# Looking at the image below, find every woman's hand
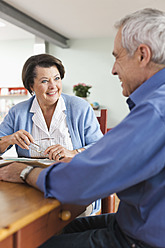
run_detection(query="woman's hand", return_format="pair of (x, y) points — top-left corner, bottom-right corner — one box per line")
(10, 129), (35, 149)
(0, 130), (35, 153)
(44, 144), (78, 161)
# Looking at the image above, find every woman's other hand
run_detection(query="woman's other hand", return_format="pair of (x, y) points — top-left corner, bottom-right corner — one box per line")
(44, 144), (78, 161)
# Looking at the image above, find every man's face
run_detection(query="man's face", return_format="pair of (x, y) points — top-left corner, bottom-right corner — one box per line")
(112, 28), (143, 97)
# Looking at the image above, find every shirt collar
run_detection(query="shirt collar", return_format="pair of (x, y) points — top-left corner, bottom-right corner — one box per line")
(30, 95), (66, 113)
(127, 68), (165, 110)
(54, 95), (66, 114)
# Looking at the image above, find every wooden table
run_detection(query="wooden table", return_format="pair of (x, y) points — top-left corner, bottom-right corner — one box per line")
(0, 181), (85, 248)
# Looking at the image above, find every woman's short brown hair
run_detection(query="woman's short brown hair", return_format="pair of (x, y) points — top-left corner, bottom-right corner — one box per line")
(22, 54), (65, 95)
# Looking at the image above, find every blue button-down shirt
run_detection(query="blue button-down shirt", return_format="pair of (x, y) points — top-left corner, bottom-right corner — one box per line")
(37, 68), (165, 247)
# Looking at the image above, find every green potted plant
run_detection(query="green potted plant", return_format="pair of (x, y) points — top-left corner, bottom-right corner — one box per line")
(73, 83), (92, 98)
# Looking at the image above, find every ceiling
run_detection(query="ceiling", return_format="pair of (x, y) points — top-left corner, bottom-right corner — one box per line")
(1, 0), (165, 41)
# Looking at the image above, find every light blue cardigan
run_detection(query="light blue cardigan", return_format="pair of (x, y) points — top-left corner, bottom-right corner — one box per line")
(0, 93), (103, 157)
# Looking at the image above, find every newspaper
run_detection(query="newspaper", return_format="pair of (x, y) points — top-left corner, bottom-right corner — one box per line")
(0, 157), (56, 168)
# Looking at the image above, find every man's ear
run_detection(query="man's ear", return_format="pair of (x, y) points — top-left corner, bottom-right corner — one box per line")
(137, 44), (151, 66)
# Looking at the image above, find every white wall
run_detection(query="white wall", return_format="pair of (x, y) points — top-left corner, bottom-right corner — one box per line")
(48, 37), (129, 128)
(0, 38), (35, 87)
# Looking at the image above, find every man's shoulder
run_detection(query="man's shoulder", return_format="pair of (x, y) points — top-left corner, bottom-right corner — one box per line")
(149, 84), (165, 102)
(144, 84), (165, 118)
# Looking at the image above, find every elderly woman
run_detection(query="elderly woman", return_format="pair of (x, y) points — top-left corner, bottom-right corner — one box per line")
(0, 54), (103, 216)
(0, 54), (103, 161)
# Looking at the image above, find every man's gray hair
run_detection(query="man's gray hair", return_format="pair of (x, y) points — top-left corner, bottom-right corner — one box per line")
(115, 8), (165, 64)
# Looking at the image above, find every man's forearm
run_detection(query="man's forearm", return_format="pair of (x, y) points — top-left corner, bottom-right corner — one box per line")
(25, 167), (43, 189)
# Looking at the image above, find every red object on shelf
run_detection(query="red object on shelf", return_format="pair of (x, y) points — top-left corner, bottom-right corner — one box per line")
(0, 87), (28, 96)
(8, 87), (28, 95)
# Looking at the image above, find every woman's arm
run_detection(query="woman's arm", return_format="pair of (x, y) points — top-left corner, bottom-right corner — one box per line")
(0, 99), (34, 155)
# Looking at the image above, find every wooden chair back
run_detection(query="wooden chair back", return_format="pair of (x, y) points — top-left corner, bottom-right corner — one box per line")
(97, 109), (115, 214)
(97, 109), (107, 135)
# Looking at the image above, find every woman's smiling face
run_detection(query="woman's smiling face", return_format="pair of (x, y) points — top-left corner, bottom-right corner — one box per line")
(31, 66), (62, 108)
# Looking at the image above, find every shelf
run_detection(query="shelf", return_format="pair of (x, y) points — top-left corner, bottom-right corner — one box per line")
(0, 94), (28, 97)
(0, 87), (28, 96)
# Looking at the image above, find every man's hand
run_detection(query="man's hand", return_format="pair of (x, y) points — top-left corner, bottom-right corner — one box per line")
(0, 162), (43, 189)
(0, 162), (27, 183)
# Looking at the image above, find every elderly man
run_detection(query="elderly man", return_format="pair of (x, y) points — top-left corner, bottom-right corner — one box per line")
(1, 8), (165, 248)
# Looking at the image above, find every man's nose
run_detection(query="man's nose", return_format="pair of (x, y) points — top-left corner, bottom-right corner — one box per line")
(111, 63), (117, 75)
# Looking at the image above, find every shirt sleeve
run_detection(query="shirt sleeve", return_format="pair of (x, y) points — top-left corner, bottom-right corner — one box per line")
(36, 102), (165, 205)
(0, 108), (15, 155)
(0, 108), (15, 136)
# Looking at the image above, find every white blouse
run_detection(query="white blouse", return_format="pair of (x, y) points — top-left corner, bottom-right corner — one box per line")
(30, 96), (73, 157)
